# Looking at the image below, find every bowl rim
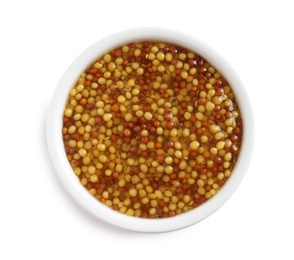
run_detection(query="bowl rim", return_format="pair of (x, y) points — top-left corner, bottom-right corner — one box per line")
(46, 27), (254, 233)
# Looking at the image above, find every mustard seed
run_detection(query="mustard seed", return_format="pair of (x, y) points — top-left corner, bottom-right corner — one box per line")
(63, 41), (243, 219)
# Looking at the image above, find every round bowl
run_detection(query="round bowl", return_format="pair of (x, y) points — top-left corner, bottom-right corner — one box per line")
(47, 27), (254, 233)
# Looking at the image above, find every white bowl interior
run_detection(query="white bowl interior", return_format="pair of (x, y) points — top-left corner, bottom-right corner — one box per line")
(47, 28), (254, 233)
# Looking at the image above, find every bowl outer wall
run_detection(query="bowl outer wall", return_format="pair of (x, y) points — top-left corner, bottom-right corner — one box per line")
(46, 27), (254, 233)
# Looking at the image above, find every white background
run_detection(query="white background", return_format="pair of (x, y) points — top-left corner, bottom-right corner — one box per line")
(1, 0), (293, 259)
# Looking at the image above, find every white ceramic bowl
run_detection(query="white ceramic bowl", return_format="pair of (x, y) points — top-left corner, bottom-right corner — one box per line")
(47, 28), (254, 233)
